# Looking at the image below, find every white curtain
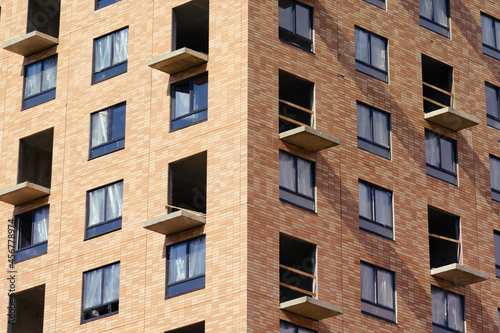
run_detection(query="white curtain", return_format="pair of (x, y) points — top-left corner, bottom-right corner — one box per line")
(482, 15), (495, 47)
(278, 0), (292, 31)
(355, 28), (369, 64)
(103, 263), (120, 303)
(432, 287), (446, 326)
(113, 29), (128, 65)
(373, 110), (389, 147)
(447, 293), (464, 331)
(371, 35), (386, 71)
(426, 131), (439, 167)
(295, 3), (311, 39)
(193, 76), (208, 111)
(83, 269), (102, 309)
(95, 34), (112, 72)
(42, 56), (57, 91)
(490, 156), (500, 191)
(174, 84), (190, 118)
(106, 182), (123, 220)
(297, 158), (313, 198)
(279, 321), (295, 333)
(375, 188), (392, 227)
(279, 151), (296, 191)
(360, 263), (375, 302)
(439, 138), (454, 172)
(357, 104), (371, 141)
(358, 182), (372, 220)
(377, 269), (394, 309)
(88, 188), (106, 226)
(495, 20), (500, 48)
(485, 85), (498, 118)
(25, 62), (42, 97)
(33, 206), (49, 244)
(188, 238), (206, 277)
(91, 110), (108, 147)
(169, 242), (187, 283)
(434, 0), (448, 26)
(420, 0), (432, 20)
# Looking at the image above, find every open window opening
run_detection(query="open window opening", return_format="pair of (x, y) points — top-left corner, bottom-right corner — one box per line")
(428, 206), (460, 269)
(18, 128), (53, 189)
(8, 285), (45, 333)
(173, 0), (209, 54)
(169, 152), (207, 215)
(422, 55), (453, 114)
(166, 321), (205, 333)
(27, 0), (60, 38)
(279, 70), (314, 133)
(279, 234), (316, 303)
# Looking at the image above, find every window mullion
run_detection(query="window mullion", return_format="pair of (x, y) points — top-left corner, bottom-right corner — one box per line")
(373, 267), (378, 305)
(291, 3), (296, 34)
(369, 108), (374, 141)
(104, 187), (110, 222)
(294, 156), (299, 194)
(371, 187), (376, 221)
(108, 108), (114, 141)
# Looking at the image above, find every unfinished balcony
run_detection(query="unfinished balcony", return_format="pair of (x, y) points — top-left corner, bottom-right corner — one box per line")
(422, 55), (479, 131)
(278, 70), (340, 152)
(148, 0), (208, 74)
(3, 0), (60, 56)
(279, 234), (342, 320)
(428, 206), (488, 286)
(142, 152), (206, 236)
(8, 285), (45, 333)
(0, 129), (53, 206)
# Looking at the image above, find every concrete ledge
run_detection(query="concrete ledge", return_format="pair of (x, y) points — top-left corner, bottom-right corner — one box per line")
(147, 47), (208, 75)
(3, 31), (58, 56)
(424, 107), (480, 131)
(279, 126), (340, 152)
(142, 210), (206, 235)
(431, 263), (488, 286)
(280, 296), (343, 321)
(0, 181), (50, 205)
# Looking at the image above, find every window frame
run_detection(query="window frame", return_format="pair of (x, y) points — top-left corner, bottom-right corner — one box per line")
(491, 155), (500, 202)
(358, 181), (393, 239)
(355, 27), (388, 82)
(486, 83), (500, 130)
(360, 262), (396, 323)
(95, 0), (121, 10)
(89, 102), (126, 159)
(166, 235), (206, 299)
(494, 231), (500, 278)
(419, 0), (450, 38)
(279, 150), (316, 212)
(431, 286), (464, 333)
(14, 205), (49, 263)
(81, 262), (120, 323)
(425, 130), (457, 185)
(278, 0), (314, 52)
(170, 72), (208, 131)
(22, 54), (58, 110)
(363, 0), (385, 10)
(92, 27), (129, 84)
(481, 13), (500, 61)
(357, 102), (391, 159)
(85, 180), (123, 240)
(279, 320), (316, 333)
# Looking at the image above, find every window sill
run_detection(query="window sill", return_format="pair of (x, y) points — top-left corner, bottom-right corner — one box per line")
(93, 62), (127, 84)
(166, 276), (205, 299)
(15, 242), (47, 263)
(419, 17), (450, 38)
(280, 296), (343, 321)
(432, 323), (463, 333)
(148, 47), (208, 75)
(279, 29), (313, 53)
(483, 45), (500, 62)
(0, 181), (50, 205)
(85, 219), (122, 240)
(96, 0), (121, 10)
(355, 62), (387, 82)
(280, 189), (315, 212)
(487, 116), (500, 131)
(359, 217), (393, 239)
(362, 0), (385, 9)
(492, 190), (500, 202)
(3, 31), (58, 56)
(89, 139), (125, 159)
(358, 139), (390, 160)
(171, 109), (207, 131)
(426, 166), (457, 186)
(22, 89), (56, 110)
(361, 301), (395, 323)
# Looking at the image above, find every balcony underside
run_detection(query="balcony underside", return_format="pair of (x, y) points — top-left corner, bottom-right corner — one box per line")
(424, 107), (479, 131)
(280, 296), (343, 321)
(431, 263), (488, 286)
(147, 47), (208, 75)
(142, 210), (206, 236)
(279, 126), (340, 152)
(3, 31), (58, 56)
(0, 181), (50, 205)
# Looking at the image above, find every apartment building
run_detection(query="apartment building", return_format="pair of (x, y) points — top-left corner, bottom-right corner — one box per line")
(0, 0), (499, 332)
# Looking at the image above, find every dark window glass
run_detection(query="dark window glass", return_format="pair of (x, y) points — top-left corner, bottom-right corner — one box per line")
(280, 321), (315, 333)
(171, 73), (208, 131)
(360, 262), (396, 322)
(23, 55), (57, 109)
(90, 103), (126, 159)
(359, 181), (393, 239)
(431, 286), (464, 333)
(425, 130), (457, 185)
(481, 13), (500, 61)
(93, 28), (128, 83)
(15, 205), (49, 262)
(82, 262), (120, 322)
(357, 103), (391, 159)
(279, 151), (315, 211)
(167, 236), (206, 298)
(419, 0), (450, 37)
(486, 83), (500, 130)
(355, 27), (388, 82)
(494, 231), (500, 278)
(86, 181), (123, 239)
(491, 155), (500, 202)
(363, 0), (385, 10)
(278, 0), (313, 51)
(96, 0), (121, 10)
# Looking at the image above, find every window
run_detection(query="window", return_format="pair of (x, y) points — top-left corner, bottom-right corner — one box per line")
(278, 0), (313, 52)
(89, 103), (126, 159)
(15, 205), (49, 262)
(23, 55), (57, 109)
(82, 262), (120, 322)
(85, 181), (123, 239)
(431, 286), (464, 333)
(165, 321), (205, 333)
(428, 207), (460, 269)
(481, 13), (500, 61)
(357, 103), (390, 159)
(358, 181), (393, 239)
(355, 27), (388, 82)
(171, 73), (208, 131)
(425, 130), (457, 185)
(419, 0), (450, 37)
(93, 27), (128, 84)
(486, 83), (500, 130)
(278, 70), (314, 133)
(166, 236), (206, 298)
(491, 155), (500, 202)
(280, 321), (315, 333)
(279, 151), (315, 211)
(96, 0), (121, 10)
(360, 262), (396, 322)
(363, 0), (385, 10)
(494, 231), (500, 278)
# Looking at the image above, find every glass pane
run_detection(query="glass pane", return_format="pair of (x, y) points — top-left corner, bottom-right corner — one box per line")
(375, 188), (392, 227)
(357, 104), (371, 141)
(377, 269), (394, 309)
(25, 62), (42, 97)
(111, 105), (126, 140)
(360, 263), (375, 302)
(106, 182), (123, 220)
(41, 56), (57, 91)
(112, 29), (128, 65)
(355, 28), (370, 64)
(83, 269), (102, 309)
(278, 0), (292, 31)
(169, 242), (187, 283)
(193, 75), (208, 111)
(491, 156), (500, 191)
(95, 35), (112, 72)
(358, 182), (372, 220)
(88, 188), (106, 226)
(103, 263), (120, 303)
(295, 4), (311, 39)
(431, 287), (446, 326)
(371, 35), (386, 71)
(486, 85), (499, 118)
(91, 111), (109, 147)
(279, 151), (296, 191)
(495, 20), (500, 49)
(434, 0), (448, 27)
(373, 110), (389, 147)
(420, 0), (433, 20)
(425, 131), (440, 167)
(32, 206), (49, 244)
(447, 293), (464, 331)
(495, 233), (500, 267)
(482, 15), (495, 47)
(440, 138), (455, 173)
(174, 82), (190, 118)
(188, 238), (206, 278)
(297, 158), (313, 198)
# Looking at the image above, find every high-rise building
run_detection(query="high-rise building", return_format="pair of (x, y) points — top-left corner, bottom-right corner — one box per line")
(0, 0), (499, 332)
